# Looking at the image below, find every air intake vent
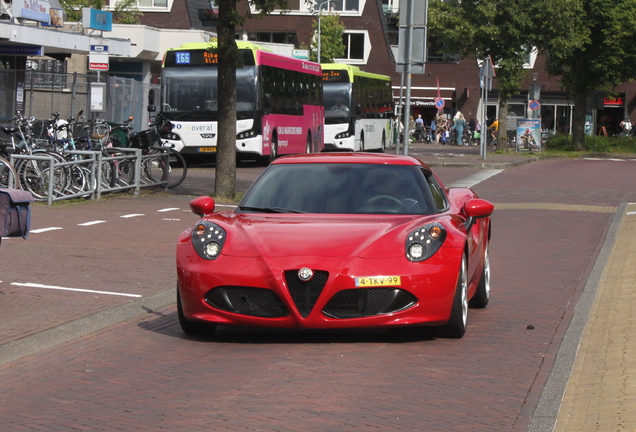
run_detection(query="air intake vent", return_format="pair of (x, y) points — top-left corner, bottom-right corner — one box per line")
(205, 287), (289, 318)
(323, 288), (417, 319)
(284, 270), (329, 318)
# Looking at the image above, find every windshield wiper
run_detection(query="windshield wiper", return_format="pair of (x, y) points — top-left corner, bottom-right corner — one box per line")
(238, 206), (307, 213)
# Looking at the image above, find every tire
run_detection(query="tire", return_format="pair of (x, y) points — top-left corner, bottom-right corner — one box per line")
(177, 289), (216, 336)
(379, 132), (386, 153)
(142, 153), (168, 186)
(260, 134), (278, 166)
(436, 253), (468, 338)
(0, 156), (18, 188)
(167, 149), (187, 188)
(469, 246), (490, 308)
(360, 132), (365, 152)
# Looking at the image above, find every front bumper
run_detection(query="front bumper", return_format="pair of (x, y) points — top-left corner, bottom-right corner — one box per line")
(177, 245), (462, 329)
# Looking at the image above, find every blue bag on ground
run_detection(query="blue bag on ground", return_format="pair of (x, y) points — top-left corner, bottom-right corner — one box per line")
(0, 188), (34, 244)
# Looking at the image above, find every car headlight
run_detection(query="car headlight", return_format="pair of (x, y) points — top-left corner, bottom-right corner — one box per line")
(405, 223), (446, 262)
(191, 221), (227, 260)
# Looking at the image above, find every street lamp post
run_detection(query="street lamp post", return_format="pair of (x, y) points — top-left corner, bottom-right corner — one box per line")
(317, 0), (333, 64)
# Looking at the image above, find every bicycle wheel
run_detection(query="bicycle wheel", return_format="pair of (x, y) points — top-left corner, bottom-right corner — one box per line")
(0, 156), (18, 188)
(142, 152), (168, 186)
(105, 149), (135, 188)
(167, 149), (187, 188)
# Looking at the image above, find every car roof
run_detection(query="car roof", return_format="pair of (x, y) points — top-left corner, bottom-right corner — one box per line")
(272, 152), (427, 166)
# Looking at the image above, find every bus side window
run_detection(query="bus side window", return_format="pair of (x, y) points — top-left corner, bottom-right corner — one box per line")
(264, 94), (271, 114)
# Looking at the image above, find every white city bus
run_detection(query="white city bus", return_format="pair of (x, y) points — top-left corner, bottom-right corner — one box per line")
(321, 64), (393, 152)
(159, 41), (324, 163)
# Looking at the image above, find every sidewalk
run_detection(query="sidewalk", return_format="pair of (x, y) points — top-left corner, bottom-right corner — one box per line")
(391, 141), (544, 168)
(529, 202), (636, 431)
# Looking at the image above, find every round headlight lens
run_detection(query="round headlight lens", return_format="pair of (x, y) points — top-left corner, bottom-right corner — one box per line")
(429, 226), (442, 239)
(409, 243), (424, 259)
(205, 242), (221, 257)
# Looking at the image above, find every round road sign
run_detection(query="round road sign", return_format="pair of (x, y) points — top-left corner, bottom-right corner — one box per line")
(528, 100), (540, 111)
(434, 97), (445, 110)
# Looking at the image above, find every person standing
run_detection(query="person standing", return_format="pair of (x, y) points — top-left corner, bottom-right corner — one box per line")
(415, 114), (424, 142)
(452, 112), (467, 146)
(430, 116), (437, 144)
(435, 115), (447, 144)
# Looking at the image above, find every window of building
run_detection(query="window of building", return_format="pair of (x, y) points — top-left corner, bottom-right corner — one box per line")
(105, 0), (169, 11)
(338, 31), (369, 63)
(242, 32), (298, 46)
(314, 0), (359, 12)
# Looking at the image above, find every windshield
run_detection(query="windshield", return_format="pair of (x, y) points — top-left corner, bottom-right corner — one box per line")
(323, 82), (352, 125)
(161, 66), (258, 121)
(239, 163), (434, 215)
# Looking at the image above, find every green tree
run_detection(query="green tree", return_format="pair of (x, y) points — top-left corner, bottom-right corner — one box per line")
(113, 0), (143, 24)
(536, 0), (636, 150)
(309, 13), (345, 63)
(58, 0), (141, 24)
(214, 0), (302, 200)
(428, 0), (535, 150)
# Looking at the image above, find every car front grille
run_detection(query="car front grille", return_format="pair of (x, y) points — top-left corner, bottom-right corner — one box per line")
(284, 270), (329, 318)
(322, 288), (417, 319)
(205, 287), (289, 318)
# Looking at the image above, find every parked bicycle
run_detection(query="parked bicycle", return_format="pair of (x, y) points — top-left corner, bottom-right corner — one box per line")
(127, 115), (187, 188)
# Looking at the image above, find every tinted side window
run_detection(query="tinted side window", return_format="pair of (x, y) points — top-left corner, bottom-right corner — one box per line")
(423, 169), (448, 212)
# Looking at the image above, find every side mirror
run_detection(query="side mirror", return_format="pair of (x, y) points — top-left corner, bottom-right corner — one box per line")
(464, 198), (494, 219)
(463, 198), (494, 231)
(190, 196), (215, 216)
(148, 89), (157, 112)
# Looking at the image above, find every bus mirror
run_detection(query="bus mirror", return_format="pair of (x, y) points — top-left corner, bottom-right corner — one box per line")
(148, 89), (157, 112)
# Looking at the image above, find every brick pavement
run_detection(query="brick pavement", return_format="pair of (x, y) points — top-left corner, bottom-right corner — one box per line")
(1, 149), (636, 431)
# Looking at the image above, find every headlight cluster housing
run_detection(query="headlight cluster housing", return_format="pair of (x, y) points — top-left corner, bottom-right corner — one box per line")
(191, 221), (227, 260)
(335, 131), (352, 139)
(162, 132), (181, 141)
(405, 222), (447, 262)
(237, 130), (256, 140)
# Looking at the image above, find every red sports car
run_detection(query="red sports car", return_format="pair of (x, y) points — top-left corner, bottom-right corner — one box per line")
(176, 153), (493, 338)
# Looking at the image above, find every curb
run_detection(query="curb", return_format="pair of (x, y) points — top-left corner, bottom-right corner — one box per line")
(0, 288), (177, 366)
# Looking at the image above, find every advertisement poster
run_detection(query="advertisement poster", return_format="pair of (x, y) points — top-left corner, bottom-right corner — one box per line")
(516, 119), (541, 152)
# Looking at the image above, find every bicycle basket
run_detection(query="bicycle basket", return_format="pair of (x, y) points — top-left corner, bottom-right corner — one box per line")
(129, 129), (159, 149)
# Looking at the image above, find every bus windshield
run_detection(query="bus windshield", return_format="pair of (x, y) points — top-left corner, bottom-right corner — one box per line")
(323, 82), (352, 125)
(162, 66), (258, 121)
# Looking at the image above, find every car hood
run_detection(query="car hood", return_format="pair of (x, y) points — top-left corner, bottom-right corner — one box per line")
(210, 213), (439, 259)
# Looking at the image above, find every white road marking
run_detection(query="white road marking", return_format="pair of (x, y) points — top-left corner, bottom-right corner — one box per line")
(78, 220), (107, 226)
(30, 227), (63, 234)
(120, 214), (145, 218)
(627, 211), (636, 215)
(162, 218), (181, 221)
(157, 208), (180, 212)
(448, 169), (504, 188)
(11, 282), (142, 298)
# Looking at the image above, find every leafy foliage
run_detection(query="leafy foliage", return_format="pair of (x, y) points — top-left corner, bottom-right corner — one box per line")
(309, 13), (345, 63)
(58, 0), (141, 24)
(428, 0), (535, 150)
(538, 0), (636, 150)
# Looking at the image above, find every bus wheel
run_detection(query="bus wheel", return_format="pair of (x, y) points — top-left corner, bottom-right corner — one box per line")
(260, 135), (278, 166)
(379, 132), (386, 153)
(360, 132), (365, 152)
(306, 133), (312, 154)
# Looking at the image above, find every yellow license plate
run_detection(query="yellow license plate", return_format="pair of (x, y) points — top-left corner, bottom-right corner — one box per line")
(355, 276), (401, 287)
(199, 147), (217, 152)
